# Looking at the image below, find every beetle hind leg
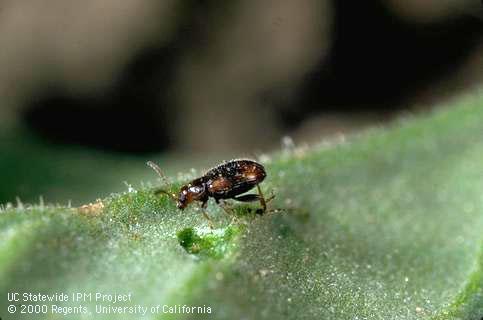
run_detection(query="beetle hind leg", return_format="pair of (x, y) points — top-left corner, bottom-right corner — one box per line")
(232, 194), (260, 202)
(233, 185), (275, 214)
(256, 184), (267, 213)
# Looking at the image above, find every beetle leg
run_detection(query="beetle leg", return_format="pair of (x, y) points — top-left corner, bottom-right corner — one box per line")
(201, 200), (208, 209)
(216, 197), (241, 223)
(200, 201), (214, 229)
(231, 188), (275, 215)
(232, 194), (260, 202)
(218, 199), (232, 213)
(232, 195), (261, 214)
(257, 185), (267, 213)
(256, 185), (276, 214)
(233, 188), (275, 214)
(202, 211), (215, 229)
(219, 199), (238, 216)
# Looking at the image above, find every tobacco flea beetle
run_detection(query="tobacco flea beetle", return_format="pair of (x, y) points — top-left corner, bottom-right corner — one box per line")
(147, 159), (274, 224)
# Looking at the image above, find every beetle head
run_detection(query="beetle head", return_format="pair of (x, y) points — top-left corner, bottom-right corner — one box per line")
(177, 184), (205, 210)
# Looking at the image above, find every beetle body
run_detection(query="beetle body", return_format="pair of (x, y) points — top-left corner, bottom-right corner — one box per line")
(177, 159), (266, 209)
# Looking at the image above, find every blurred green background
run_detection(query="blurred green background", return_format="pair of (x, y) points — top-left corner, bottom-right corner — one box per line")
(0, 0), (482, 205)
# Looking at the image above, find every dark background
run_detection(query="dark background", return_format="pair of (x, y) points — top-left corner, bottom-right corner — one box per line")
(0, 0), (482, 204)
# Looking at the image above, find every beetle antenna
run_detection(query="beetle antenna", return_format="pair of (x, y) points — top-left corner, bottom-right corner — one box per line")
(146, 161), (177, 201)
(147, 161), (170, 186)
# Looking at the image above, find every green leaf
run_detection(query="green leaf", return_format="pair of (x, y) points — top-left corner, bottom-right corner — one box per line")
(1, 92), (483, 319)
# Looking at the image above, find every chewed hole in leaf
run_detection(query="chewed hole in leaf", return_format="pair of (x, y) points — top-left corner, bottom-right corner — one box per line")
(176, 225), (242, 259)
